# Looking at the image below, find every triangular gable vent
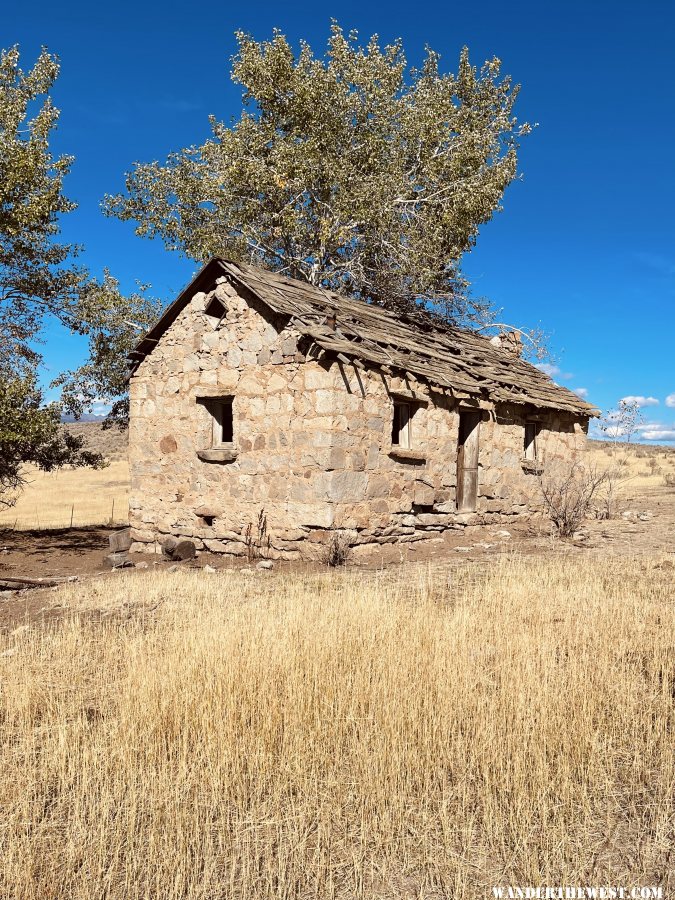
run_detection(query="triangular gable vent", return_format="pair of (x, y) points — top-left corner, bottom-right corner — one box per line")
(204, 295), (227, 328)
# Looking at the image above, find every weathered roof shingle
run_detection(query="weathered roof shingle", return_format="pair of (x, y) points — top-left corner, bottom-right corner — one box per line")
(131, 258), (597, 417)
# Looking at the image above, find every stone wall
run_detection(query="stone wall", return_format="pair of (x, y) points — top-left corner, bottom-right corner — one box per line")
(128, 278), (588, 559)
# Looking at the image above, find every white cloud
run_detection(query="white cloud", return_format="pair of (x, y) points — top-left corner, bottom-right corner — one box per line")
(602, 425), (630, 438)
(593, 415), (675, 443)
(92, 399), (112, 416)
(665, 393), (675, 409)
(641, 429), (675, 442)
(619, 395), (659, 408)
(572, 387), (588, 398)
(634, 251), (675, 277)
(535, 363), (573, 381)
(535, 363), (559, 378)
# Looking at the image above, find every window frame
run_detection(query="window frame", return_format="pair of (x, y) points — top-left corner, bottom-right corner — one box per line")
(524, 421), (539, 461)
(208, 397), (234, 448)
(391, 401), (412, 450)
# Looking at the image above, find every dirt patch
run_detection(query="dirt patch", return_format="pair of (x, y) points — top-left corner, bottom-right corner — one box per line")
(0, 526), (113, 575)
(1, 484), (673, 633)
(0, 527), (111, 629)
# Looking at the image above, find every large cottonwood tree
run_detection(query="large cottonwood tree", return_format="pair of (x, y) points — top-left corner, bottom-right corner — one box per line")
(106, 25), (531, 325)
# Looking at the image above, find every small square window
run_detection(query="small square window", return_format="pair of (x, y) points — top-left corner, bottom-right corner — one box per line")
(392, 402), (412, 449)
(524, 422), (539, 460)
(207, 398), (233, 447)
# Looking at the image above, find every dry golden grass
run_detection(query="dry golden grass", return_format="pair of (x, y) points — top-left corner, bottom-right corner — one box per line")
(1, 556), (673, 898)
(587, 440), (675, 492)
(0, 460), (129, 530)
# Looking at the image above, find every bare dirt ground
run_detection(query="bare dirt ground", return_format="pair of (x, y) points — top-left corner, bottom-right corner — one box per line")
(0, 527), (114, 631)
(1, 479), (673, 634)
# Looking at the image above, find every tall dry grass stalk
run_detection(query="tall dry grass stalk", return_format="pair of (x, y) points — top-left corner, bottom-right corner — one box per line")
(1, 556), (673, 898)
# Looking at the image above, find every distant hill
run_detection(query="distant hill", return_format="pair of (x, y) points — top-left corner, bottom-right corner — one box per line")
(64, 422), (128, 461)
(61, 413), (107, 423)
(589, 438), (675, 455)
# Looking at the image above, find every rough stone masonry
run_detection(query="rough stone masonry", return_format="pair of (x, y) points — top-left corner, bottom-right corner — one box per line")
(127, 259), (596, 560)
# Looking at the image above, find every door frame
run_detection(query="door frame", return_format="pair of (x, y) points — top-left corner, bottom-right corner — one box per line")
(456, 409), (481, 512)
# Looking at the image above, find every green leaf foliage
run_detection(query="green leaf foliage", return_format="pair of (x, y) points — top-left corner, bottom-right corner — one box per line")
(54, 271), (163, 429)
(0, 45), (86, 370)
(0, 374), (105, 508)
(0, 46), (153, 503)
(106, 25), (531, 323)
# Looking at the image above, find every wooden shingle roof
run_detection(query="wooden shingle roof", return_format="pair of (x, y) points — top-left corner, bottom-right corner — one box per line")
(131, 258), (597, 417)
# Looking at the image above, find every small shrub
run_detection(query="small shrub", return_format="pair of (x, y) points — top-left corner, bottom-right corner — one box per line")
(592, 469), (624, 521)
(664, 473), (675, 488)
(324, 530), (352, 567)
(539, 463), (609, 536)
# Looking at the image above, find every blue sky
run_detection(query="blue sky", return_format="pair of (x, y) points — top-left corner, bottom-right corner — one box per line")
(4, 0), (675, 438)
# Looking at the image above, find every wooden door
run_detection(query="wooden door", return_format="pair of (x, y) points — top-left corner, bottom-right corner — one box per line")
(456, 411), (480, 512)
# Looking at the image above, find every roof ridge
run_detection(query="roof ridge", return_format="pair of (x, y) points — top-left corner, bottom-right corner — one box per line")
(130, 257), (598, 417)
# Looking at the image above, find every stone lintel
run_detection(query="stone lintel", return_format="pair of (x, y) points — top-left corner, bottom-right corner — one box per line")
(387, 388), (429, 405)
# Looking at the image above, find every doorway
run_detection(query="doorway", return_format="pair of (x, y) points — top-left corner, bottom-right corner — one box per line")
(456, 410), (481, 512)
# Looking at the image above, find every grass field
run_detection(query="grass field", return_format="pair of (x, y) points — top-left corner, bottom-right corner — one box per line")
(0, 459), (130, 530)
(1, 556), (673, 898)
(587, 440), (675, 490)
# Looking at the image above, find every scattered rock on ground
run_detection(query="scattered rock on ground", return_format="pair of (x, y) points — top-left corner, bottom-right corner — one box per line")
(161, 535), (179, 557)
(621, 509), (653, 522)
(109, 527), (132, 553)
(493, 530), (511, 539)
(104, 551), (134, 569)
(256, 560), (274, 570)
(171, 540), (197, 561)
(203, 565), (216, 573)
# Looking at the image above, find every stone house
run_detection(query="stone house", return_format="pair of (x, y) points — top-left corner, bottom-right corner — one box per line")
(127, 258), (597, 559)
